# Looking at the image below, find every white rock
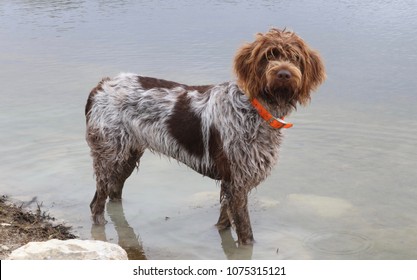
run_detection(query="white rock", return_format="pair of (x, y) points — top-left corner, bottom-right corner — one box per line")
(7, 239), (128, 260)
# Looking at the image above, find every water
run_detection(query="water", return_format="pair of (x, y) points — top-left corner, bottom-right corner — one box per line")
(1, 0), (417, 259)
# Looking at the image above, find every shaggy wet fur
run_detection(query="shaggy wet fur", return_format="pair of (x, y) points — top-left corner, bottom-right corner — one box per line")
(85, 28), (325, 245)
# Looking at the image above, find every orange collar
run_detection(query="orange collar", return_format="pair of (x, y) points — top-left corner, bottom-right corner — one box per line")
(250, 98), (293, 129)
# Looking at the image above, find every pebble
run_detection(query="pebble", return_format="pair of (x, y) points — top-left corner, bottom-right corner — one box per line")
(1, 245), (10, 251)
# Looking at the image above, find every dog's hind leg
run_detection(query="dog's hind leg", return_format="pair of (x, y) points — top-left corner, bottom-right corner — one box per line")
(108, 149), (144, 200)
(87, 120), (145, 224)
(89, 149), (114, 224)
(89, 149), (144, 224)
(90, 177), (109, 225)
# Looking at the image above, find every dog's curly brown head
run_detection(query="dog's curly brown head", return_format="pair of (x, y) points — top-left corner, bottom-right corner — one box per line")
(234, 28), (326, 107)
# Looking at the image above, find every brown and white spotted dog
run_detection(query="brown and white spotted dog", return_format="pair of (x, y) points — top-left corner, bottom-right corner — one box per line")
(85, 28), (325, 245)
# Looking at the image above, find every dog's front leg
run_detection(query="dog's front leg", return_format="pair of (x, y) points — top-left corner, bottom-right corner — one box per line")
(221, 182), (254, 245)
(216, 182), (232, 230)
(230, 194), (254, 245)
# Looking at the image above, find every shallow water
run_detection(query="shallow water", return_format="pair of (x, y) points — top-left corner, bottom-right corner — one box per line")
(1, 0), (417, 259)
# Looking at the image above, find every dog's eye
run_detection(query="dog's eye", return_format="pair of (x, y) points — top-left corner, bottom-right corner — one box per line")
(265, 53), (274, 61)
(266, 49), (281, 61)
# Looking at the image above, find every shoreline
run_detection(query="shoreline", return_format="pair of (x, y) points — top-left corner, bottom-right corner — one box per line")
(0, 195), (77, 259)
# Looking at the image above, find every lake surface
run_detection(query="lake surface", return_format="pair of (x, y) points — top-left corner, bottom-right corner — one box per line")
(1, 0), (417, 259)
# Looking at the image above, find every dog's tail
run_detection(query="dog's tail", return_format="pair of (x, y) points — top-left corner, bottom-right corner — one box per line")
(85, 77), (110, 122)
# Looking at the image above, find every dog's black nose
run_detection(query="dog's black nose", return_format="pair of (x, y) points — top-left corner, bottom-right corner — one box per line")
(277, 70), (292, 80)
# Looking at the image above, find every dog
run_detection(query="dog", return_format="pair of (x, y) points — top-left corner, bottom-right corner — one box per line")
(85, 28), (325, 245)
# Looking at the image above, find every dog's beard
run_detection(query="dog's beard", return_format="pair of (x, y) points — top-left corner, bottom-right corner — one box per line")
(261, 86), (298, 109)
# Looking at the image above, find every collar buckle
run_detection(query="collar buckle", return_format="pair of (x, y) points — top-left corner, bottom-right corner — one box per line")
(251, 98), (293, 129)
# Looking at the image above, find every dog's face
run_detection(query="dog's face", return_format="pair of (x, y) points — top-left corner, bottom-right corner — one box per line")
(234, 28), (325, 107)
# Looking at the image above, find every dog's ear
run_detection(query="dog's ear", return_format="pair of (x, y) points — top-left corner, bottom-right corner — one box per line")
(233, 42), (255, 99)
(307, 50), (326, 91)
(298, 49), (326, 105)
(233, 39), (267, 100)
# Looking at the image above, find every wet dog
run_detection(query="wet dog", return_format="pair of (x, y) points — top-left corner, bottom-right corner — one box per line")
(85, 28), (325, 244)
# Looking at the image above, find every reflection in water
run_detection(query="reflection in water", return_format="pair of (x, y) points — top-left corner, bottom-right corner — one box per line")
(218, 229), (253, 260)
(91, 201), (146, 260)
(91, 200), (254, 259)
